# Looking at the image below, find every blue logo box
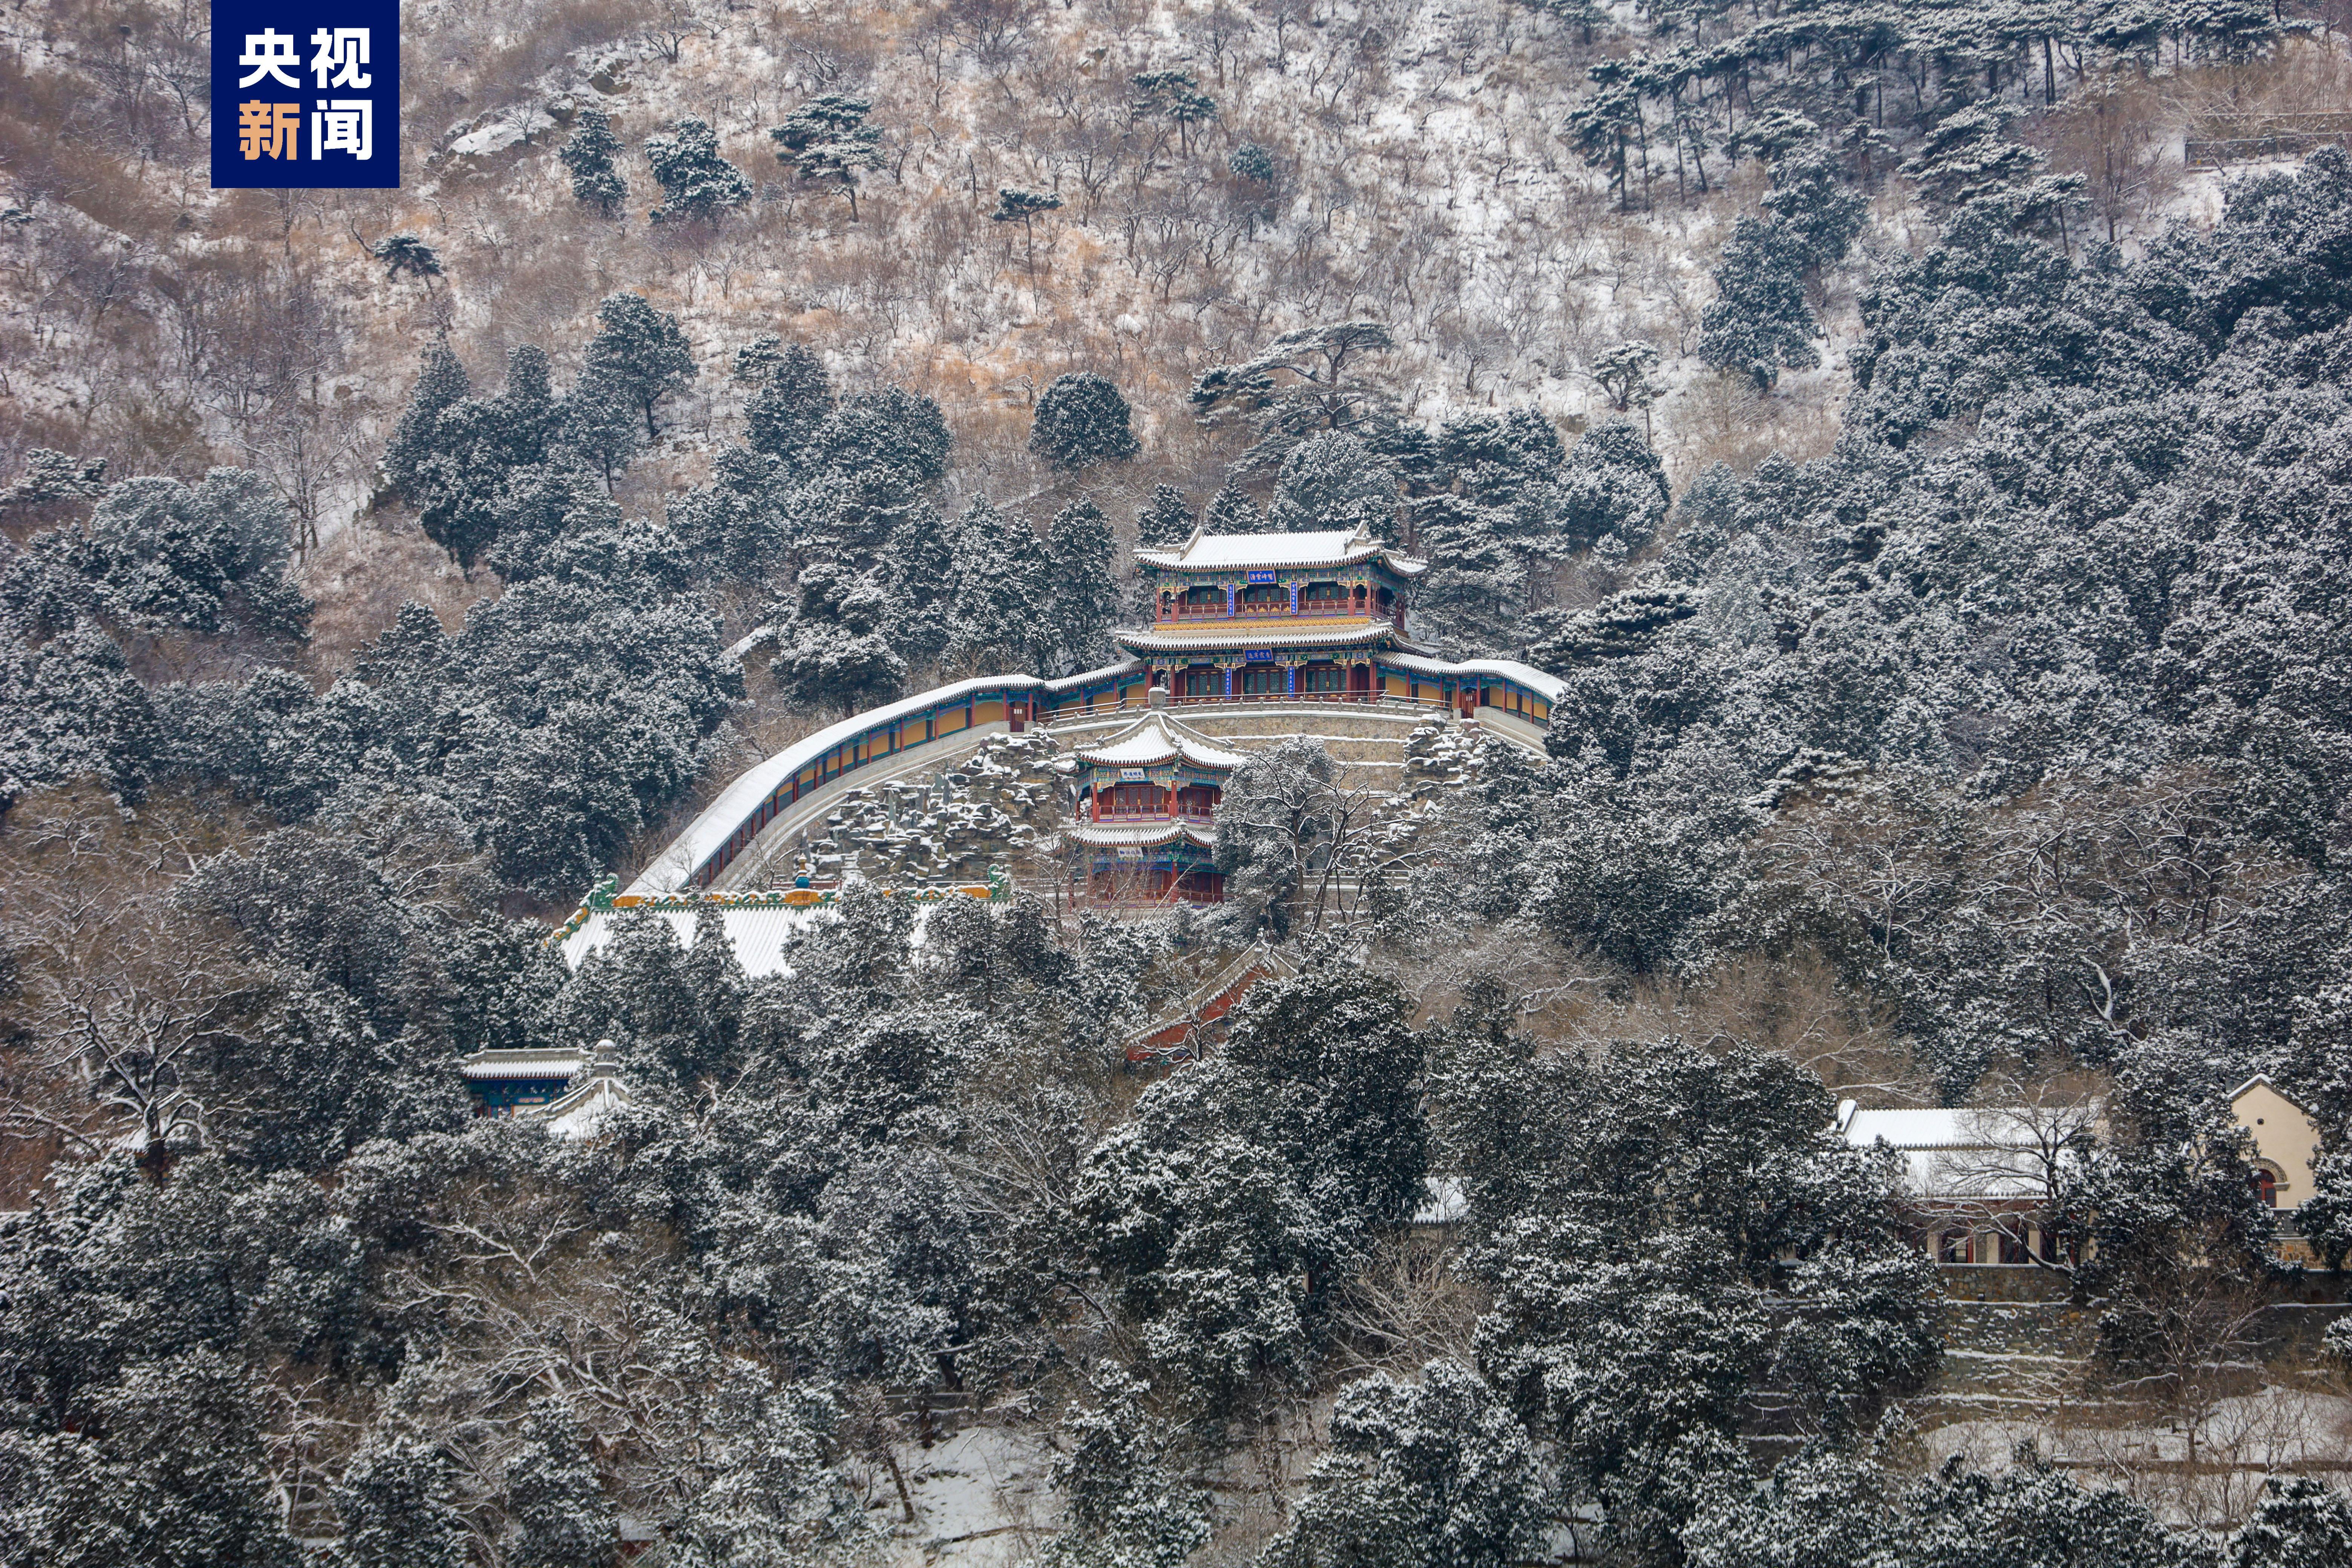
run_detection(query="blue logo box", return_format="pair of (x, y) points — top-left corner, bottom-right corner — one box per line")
(211, 1), (400, 188)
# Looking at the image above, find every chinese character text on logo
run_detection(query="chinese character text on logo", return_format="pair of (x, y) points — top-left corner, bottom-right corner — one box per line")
(211, 3), (398, 189)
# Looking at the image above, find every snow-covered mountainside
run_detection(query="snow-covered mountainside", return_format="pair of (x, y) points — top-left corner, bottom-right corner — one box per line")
(6, 2), (2352, 1564)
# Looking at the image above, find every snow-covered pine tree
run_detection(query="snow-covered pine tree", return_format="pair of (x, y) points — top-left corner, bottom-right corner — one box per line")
(1266, 430), (1398, 538)
(770, 95), (885, 222)
(558, 108), (628, 217)
(1698, 216), (1821, 391)
(332, 1430), (469, 1568)
(945, 495), (1046, 673)
(744, 343), (836, 465)
(1258, 1361), (1547, 1568)
(773, 560), (909, 717)
(1029, 372), (1141, 469)
(643, 116), (752, 224)
(1205, 481), (1267, 534)
(1039, 1366), (1208, 1568)
(1136, 484), (1194, 548)
(1763, 142), (1867, 276)
(582, 293), (695, 440)
(384, 337), (468, 499)
(1043, 497), (1118, 674)
(503, 1397), (616, 1568)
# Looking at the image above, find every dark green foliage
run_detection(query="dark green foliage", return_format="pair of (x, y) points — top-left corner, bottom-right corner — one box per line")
(1258, 1360), (1547, 1568)
(643, 116), (751, 223)
(1267, 430), (1396, 538)
(770, 559), (907, 714)
(1041, 1366), (1208, 1568)
(583, 292), (695, 440)
(1228, 141), (1275, 185)
(1699, 216), (1821, 390)
(61, 469), (311, 639)
(372, 233), (442, 282)
(744, 342), (836, 463)
(1077, 961), (1426, 1414)
(333, 1431), (469, 1568)
(945, 494), (1044, 673)
(504, 1398), (616, 1568)
(1136, 483), (1194, 547)
(1042, 497), (1118, 674)
(771, 95), (884, 221)
(559, 108), (628, 216)
(18, 1350), (302, 1568)
(1029, 372), (1140, 469)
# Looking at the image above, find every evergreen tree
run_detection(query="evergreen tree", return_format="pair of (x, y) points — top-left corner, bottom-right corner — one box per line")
(75, 469), (312, 639)
(945, 495), (1046, 672)
(558, 108), (628, 217)
(668, 1369), (869, 1568)
(1040, 1366), (1208, 1568)
(1763, 143), (1867, 274)
(1137, 484), (1194, 548)
(771, 560), (908, 715)
(1258, 1361), (1547, 1568)
(2228, 1477), (2352, 1567)
(385, 337), (468, 497)
(1591, 340), (1663, 414)
(334, 1431), (469, 1568)
(744, 343), (835, 464)
(372, 234), (443, 284)
(582, 293), (695, 440)
(770, 95), (884, 222)
(28, 1351), (302, 1568)
(1205, 481), (1266, 534)
(555, 367), (643, 489)
(505, 1398), (616, 1568)
(643, 116), (751, 224)
(990, 187), (1063, 271)
(812, 387), (952, 485)
(1043, 497), (1118, 674)
(1029, 372), (1141, 469)
(1551, 421), (1671, 554)
(1698, 217), (1821, 391)
(1266, 430), (1396, 538)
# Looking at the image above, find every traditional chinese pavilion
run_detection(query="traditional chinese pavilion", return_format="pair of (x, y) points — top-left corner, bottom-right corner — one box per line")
(1119, 523), (1430, 699)
(1064, 696), (1245, 903)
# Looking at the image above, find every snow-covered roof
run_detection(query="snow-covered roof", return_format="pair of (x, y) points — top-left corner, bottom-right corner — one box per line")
(462, 1049), (585, 1081)
(626, 660), (1138, 895)
(1136, 526), (1427, 578)
(1836, 1102), (2094, 1200)
(1066, 821), (1217, 848)
(1115, 621), (1424, 654)
(562, 904), (829, 978)
(1383, 652), (1568, 704)
(540, 1075), (633, 1140)
(1838, 1107), (1987, 1151)
(1074, 711), (1246, 771)
(1414, 1176), (1468, 1226)
(2228, 1073), (2311, 1113)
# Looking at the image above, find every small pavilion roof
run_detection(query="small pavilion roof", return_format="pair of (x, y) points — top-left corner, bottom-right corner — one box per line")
(1113, 620), (1426, 655)
(1066, 821), (1218, 848)
(462, 1049), (585, 1081)
(1136, 524), (1427, 578)
(1074, 711), (1246, 771)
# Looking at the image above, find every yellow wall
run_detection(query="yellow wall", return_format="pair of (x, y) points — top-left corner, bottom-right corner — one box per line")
(2234, 1079), (2320, 1210)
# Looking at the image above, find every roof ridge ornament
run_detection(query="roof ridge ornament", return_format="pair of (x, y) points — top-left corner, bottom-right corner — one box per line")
(1181, 520), (1204, 559)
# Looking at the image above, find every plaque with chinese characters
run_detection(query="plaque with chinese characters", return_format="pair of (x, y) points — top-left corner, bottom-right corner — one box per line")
(211, 2), (400, 188)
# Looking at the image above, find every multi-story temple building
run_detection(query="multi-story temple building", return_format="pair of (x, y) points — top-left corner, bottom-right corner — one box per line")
(1117, 523), (1434, 702)
(1063, 698), (1245, 903)
(590, 525), (1568, 908)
